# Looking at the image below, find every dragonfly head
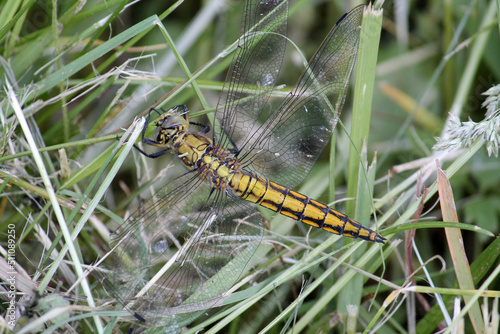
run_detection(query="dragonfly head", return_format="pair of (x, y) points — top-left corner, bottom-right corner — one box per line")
(152, 112), (187, 145)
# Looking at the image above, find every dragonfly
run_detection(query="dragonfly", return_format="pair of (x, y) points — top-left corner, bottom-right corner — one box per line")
(99, 1), (384, 332)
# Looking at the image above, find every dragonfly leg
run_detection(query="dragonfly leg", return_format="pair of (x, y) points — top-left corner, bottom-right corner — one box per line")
(190, 121), (211, 133)
(133, 143), (172, 158)
(148, 107), (163, 117)
(173, 104), (189, 121)
(140, 108), (159, 142)
(113, 108), (159, 144)
(136, 109), (172, 158)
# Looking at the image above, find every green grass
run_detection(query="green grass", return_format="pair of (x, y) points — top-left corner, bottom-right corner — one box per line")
(1, 0), (500, 333)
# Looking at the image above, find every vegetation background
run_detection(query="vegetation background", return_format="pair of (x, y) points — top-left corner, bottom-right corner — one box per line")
(0, 0), (499, 333)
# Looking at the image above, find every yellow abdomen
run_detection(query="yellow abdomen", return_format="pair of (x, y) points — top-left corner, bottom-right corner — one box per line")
(229, 170), (384, 243)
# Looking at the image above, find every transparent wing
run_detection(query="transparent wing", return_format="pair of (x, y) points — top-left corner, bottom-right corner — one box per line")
(98, 171), (263, 331)
(214, 0), (288, 151)
(229, 5), (365, 189)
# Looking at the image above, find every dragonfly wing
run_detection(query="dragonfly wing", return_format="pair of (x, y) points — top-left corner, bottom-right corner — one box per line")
(237, 5), (365, 189)
(98, 171), (263, 330)
(214, 0), (288, 151)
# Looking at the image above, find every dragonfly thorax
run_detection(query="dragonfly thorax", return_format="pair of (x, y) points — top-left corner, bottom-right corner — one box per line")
(153, 115), (243, 191)
(194, 145), (242, 192)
